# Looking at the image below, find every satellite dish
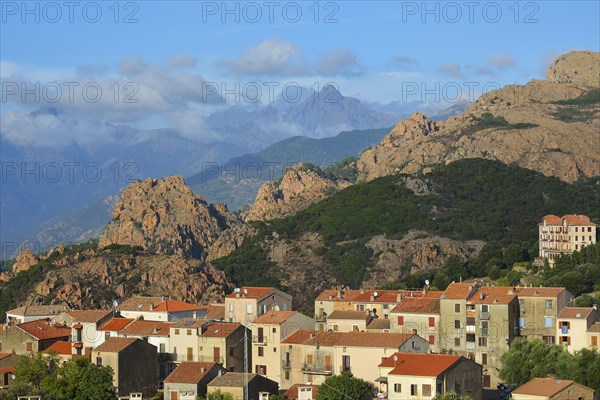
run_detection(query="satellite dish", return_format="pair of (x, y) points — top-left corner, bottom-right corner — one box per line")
(273, 305), (280, 311)
(242, 288), (248, 295)
(10, 374), (15, 380)
(392, 355), (398, 361)
(234, 288), (241, 293)
(425, 280), (430, 286)
(112, 300), (119, 308)
(373, 291), (378, 297)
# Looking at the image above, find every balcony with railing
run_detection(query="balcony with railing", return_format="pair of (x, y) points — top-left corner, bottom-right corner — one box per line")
(282, 360), (291, 370)
(252, 336), (267, 345)
(301, 363), (333, 375)
(479, 311), (490, 320)
(466, 341), (476, 350)
(315, 314), (327, 322)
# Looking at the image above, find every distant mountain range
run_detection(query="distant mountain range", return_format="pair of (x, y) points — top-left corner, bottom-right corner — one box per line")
(2, 86), (467, 255)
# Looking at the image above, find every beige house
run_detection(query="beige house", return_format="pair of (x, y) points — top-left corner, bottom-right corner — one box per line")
(0, 319), (70, 355)
(92, 337), (157, 398)
(588, 321), (600, 349)
(224, 287), (292, 325)
(52, 309), (113, 355)
(439, 282), (480, 354)
(325, 310), (369, 332)
(390, 295), (442, 353)
(377, 352), (482, 400)
(119, 296), (207, 321)
(168, 319), (250, 373)
(511, 376), (596, 400)
(252, 311), (314, 388)
(0, 352), (20, 389)
(517, 287), (572, 343)
(314, 289), (444, 330)
(6, 304), (68, 324)
(207, 372), (279, 400)
(539, 214), (597, 264)
(557, 307), (600, 352)
(280, 330), (429, 388)
(163, 362), (226, 400)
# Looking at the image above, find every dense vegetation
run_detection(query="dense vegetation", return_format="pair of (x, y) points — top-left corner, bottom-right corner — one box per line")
(500, 339), (600, 394)
(1, 353), (116, 400)
(316, 372), (373, 400)
(214, 159), (599, 296)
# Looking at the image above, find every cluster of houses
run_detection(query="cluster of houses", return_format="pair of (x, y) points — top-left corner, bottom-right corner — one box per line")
(0, 215), (596, 399)
(0, 282), (598, 400)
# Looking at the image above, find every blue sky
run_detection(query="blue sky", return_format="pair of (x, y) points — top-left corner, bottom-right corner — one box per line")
(1, 0), (599, 142)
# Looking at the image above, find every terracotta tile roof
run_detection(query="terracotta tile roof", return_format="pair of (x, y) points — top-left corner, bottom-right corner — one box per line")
(65, 310), (113, 323)
(284, 384), (320, 399)
(7, 304), (68, 317)
(316, 289), (443, 303)
(379, 352), (462, 376)
(588, 322), (600, 333)
(558, 307), (596, 319)
(207, 372), (261, 387)
(17, 319), (70, 340)
(153, 300), (206, 312)
(0, 352), (13, 360)
(42, 341), (72, 355)
(252, 311), (297, 325)
(468, 287), (518, 305)
(94, 337), (139, 353)
(391, 298), (440, 314)
(173, 318), (204, 329)
(202, 322), (242, 338)
(225, 287), (276, 299)
(512, 377), (574, 396)
(367, 318), (391, 330)
(518, 287), (566, 298)
(442, 283), (478, 300)
(206, 304), (225, 320)
(327, 310), (368, 320)
(282, 329), (315, 345)
(540, 214), (596, 226)
(562, 214), (596, 226)
(353, 290), (405, 304)
(315, 290), (363, 302)
(120, 320), (172, 337)
(98, 318), (134, 331)
(337, 332), (415, 348)
(119, 296), (165, 311)
(309, 331), (346, 346)
(164, 362), (220, 384)
(541, 215), (562, 225)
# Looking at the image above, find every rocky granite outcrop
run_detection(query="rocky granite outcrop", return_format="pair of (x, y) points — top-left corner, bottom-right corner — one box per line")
(12, 249), (39, 273)
(99, 176), (239, 258)
(245, 164), (350, 222)
(357, 51), (600, 183)
(363, 231), (485, 287)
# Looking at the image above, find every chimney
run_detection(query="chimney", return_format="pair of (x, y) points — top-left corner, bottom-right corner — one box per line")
(397, 293), (404, 302)
(370, 294), (375, 302)
(236, 293), (240, 298)
(479, 292), (485, 300)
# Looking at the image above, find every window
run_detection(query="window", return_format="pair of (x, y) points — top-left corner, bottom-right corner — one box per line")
(285, 370), (290, 380)
(258, 347), (264, 357)
(592, 336), (598, 347)
(257, 327), (264, 342)
(105, 332), (110, 340)
(543, 335), (555, 344)
(397, 316), (404, 325)
(186, 347), (193, 361)
(545, 317), (553, 328)
(256, 365), (267, 375)
(332, 324), (339, 332)
(394, 384), (401, 392)
(481, 304), (489, 312)
(478, 336), (487, 346)
(466, 333), (475, 343)
(187, 329), (192, 335)
(454, 320), (461, 329)
(272, 327), (277, 333)
(26, 342), (33, 352)
(352, 324), (359, 332)
(228, 304), (234, 312)
(428, 335), (435, 345)
(575, 236), (578, 241)
(454, 337), (461, 346)
(247, 304), (253, 314)
(428, 317), (435, 327)
(481, 321), (489, 336)
(411, 384), (418, 396)
(454, 382), (461, 393)
(175, 329), (180, 335)
(482, 353), (487, 365)
(454, 303), (461, 313)
(273, 347), (277, 353)
(588, 227), (592, 232)
(160, 343), (166, 353)
(422, 384), (431, 397)
(519, 317), (525, 328)
(96, 357), (102, 366)
(356, 304), (365, 311)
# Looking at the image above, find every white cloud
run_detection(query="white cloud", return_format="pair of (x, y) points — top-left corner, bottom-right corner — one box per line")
(487, 54), (517, 69)
(316, 49), (363, 77)
(437, 63), (465, 79)
(168, 54), (198, 69)
(218, 38), (305, 76)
